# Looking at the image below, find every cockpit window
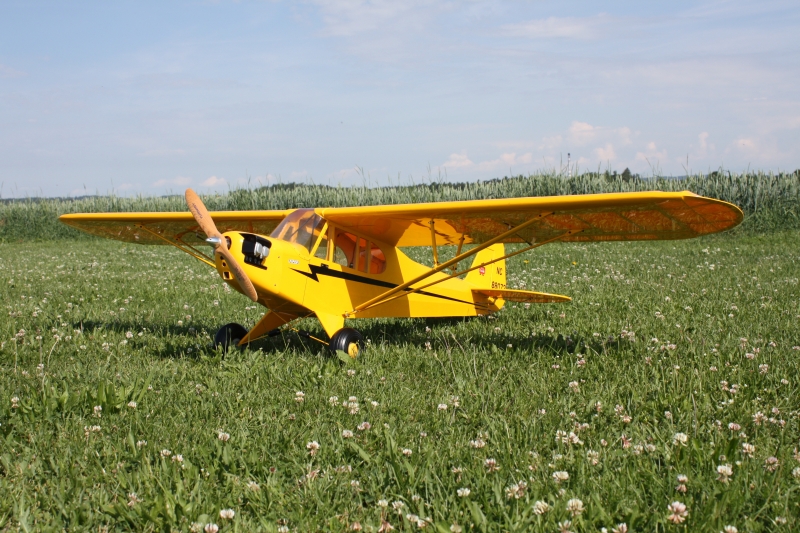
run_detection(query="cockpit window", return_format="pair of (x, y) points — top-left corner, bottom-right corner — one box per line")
(270, 209), (324, 252)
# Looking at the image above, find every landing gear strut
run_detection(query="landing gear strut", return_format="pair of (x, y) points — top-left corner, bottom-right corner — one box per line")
(213, 322), (248, 354)
(329, 328), (363, 359)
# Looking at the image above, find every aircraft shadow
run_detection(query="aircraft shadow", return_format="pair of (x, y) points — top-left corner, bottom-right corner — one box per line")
(77, 317), (621, 361)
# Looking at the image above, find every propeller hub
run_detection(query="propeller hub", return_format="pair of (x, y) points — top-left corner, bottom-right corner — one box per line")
(206, 236), (222, 247)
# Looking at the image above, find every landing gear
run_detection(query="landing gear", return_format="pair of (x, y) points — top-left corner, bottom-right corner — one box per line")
(213, 322), (248, 354)
(329, 328), (363, 359)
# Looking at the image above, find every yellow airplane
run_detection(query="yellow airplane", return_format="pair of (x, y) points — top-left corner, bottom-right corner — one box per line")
(60, 189), (743, 356)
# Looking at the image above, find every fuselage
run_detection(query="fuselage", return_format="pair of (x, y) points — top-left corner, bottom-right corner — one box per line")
(213, 224), (502, 328)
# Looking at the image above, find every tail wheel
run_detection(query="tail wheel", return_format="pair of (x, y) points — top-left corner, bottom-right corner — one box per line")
(329, 328), (363, 359)
(214, 322), (248, 354)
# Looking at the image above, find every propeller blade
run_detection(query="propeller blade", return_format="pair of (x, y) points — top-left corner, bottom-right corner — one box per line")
(185, 188), (258, 302)
(185, 189), (221, 240)
(217, 245), (259, 302)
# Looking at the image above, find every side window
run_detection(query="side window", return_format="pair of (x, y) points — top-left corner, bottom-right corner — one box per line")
(313, 232), (328, 260)
(331, 229), (387, 274)
(334, 230), (357, 268)
(355, 238), (368, 271)
(369, 243), (386, 274)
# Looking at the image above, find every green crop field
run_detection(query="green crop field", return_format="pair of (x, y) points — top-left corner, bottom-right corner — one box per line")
(1, 175), (800, 532)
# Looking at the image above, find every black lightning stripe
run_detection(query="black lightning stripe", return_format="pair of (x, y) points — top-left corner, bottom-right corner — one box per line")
(290, 265), (488, 309)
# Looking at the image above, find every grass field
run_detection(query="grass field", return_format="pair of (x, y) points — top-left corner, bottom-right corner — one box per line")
(1, 228), (799, 532)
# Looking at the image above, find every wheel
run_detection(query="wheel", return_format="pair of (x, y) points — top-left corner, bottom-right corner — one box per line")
(329, 328), (363, 359)
(214, 322), (248, 353)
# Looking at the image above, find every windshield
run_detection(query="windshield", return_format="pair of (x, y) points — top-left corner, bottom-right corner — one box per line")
(270, 209), (324, 252)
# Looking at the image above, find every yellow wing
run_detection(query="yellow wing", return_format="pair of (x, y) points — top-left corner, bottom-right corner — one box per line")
(317, 191), (743, 246)
(59, 210), (292, 246)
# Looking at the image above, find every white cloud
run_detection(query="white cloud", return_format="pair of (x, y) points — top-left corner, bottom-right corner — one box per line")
(502, 15), (611, 40)
(594, 143), (616, 162)
(138, 148), (187, 157)
(152, 176), (191, 187)
(568, 121), (598, 146)
(201, 175), (226, 187)
(290, 170), (309, 180)
(635, 142), (668, 169)
(311, 0), (442, 37)
(476, 152), (533, 171)
(0, 64), (26, 79)
(329, 167), (361, 181)
(441, 152), (474, 169)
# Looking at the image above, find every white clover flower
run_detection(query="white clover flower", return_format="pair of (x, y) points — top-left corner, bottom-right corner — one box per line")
(587, 450), (599, 465)
(568, 381), (579, 392)
(127, 401), (137, 409)
(469, 438), (486, 449)
(357, 421), (371, 431)
(764, 456), (779, 472)
(218, 431), (230, 442)
(716, 464), (733, 483)
(204, 524), (219, 533)
(219, 509), (235, 520)
(672, 432), (689, 446)
(457, 487), (470, 497)
(307, 441), (320, 456)
(342, 430), (354, 439)
(295, 391), (305, 403)
(484, 458), (499, 472)
(566, 498), (584, 516)
(437, 403), (448, 411)
(722, 526), (737, 533)
(247, 481), (260, 492)
(552, 471), (569, 483)
(329, 395), (339, 405)
(505, 481), (527, 500)
(93, 405), (102, 417)
(667, 501), (688, 524)
(742, 443), (755, 457)
(401, 448), (412, 457)
(533, 501), (550, 515)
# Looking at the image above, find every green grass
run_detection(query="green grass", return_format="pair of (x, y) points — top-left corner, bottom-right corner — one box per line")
(1, 230), (799, 531)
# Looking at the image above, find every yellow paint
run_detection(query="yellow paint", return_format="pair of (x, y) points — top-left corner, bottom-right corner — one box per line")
(59, 190), (744, 345)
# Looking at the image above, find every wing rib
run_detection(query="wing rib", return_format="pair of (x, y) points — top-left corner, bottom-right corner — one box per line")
(135, 223), (216, 268)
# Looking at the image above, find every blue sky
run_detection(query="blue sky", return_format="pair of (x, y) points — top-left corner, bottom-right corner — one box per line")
(1, 1), (798, 198)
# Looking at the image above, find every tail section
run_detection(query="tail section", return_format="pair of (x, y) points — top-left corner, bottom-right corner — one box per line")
(464, 244), (506, 290)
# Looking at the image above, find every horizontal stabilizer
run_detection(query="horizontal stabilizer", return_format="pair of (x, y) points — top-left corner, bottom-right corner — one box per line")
(472, 288), (571, 304)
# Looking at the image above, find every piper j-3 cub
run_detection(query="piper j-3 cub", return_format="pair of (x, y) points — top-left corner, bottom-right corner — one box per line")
(60, 189), (742, 357)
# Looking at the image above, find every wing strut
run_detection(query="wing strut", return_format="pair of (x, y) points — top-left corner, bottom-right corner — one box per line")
(429, 220), (440, 267)
(135, 224), (216, 268)
(354, 229), (578, 314)
(347, 211), (553, 316)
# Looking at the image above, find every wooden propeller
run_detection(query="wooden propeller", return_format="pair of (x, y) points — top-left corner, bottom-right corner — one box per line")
(185, 189), (258, 302)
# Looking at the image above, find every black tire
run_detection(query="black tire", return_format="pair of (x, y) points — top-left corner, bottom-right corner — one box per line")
(214, 323), (248, 354)
(329, 328), (364, 359)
